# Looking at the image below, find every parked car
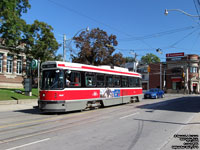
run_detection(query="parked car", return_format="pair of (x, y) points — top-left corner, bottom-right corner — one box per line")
(144, 88), (165, 99)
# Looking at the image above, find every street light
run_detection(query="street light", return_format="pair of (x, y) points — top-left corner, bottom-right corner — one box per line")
(63, 27), (89, 62)
(164, 9), (200, 17)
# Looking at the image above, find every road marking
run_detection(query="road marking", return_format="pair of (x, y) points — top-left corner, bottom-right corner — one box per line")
(120, 112), (139, 119)
(5, 138), (50, 150)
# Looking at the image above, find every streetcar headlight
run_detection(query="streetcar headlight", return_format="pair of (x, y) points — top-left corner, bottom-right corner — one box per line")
(42, 94), (45, 97)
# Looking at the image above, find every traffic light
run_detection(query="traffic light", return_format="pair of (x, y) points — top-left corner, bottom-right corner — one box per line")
(182, 72), (185, 77)
(147, 66), (150, 72)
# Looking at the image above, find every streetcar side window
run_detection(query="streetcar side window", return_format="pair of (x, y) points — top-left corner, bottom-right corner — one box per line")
(113, 76), (121, 87)
(96, 74), (105, 87)
(135, 78), (142, 87)
(65, 71), (81, 87)
(129, 77), (134, 87)
(121, 77), (128, 87)
(85, 72), (96, 87)
(106, 75), (113, 87)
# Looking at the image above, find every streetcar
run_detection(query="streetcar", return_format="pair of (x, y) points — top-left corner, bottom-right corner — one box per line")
(38, 61), (143, 112)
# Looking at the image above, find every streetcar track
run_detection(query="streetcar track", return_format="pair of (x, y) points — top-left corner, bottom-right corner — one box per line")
(0, 103), (140, 144)
(0, 114), (109, 144)
(0, 111), (41, 120)
(0, 103), (137, 130)
(0, 110), (107, 136)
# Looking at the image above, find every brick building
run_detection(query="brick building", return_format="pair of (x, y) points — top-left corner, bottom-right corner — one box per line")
(165, 53), (199, 94)
(148, 52), (200, 94)
(0, 45), (28, 88)
(149, 62), (165, 90)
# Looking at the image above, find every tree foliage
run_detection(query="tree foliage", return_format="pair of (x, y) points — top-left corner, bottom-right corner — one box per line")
(72, 28), (125, 66)
(0, 0), (60, 61)
(23, 20), (60, 61)
(125, 57), (135, 63)
(141, 53), (160, 64)
(0, 0), (30, 47)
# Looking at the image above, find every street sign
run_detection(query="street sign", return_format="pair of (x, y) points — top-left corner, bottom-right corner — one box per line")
(31, 59), (38, 69)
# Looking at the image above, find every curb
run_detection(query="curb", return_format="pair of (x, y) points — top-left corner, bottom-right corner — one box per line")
(0, 99), (38, 105)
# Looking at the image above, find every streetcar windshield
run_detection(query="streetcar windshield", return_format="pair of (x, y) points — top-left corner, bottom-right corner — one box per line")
(41, 70), (64, 90)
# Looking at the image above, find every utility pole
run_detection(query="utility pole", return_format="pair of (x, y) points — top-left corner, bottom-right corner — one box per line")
(63, 34), (67, 62)
(160, 63), (162, 89)
(130, 50), (138, 72)
(38, 58), (40, 97)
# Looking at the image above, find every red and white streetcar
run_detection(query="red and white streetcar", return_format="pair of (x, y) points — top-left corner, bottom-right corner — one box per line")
(38, 61), (143, 112)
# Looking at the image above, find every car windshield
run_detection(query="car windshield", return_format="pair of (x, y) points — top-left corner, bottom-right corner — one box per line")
(41, 70), (64, 90)
(149, 89), (158, 92)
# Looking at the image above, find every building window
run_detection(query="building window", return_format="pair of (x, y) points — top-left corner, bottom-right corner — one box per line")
(190, 67), (198, 73)
(17, 56), (22, 74)
(7, 55), (13, 73)
(0, 53), (2, 73)
(142, 75), (145, 79)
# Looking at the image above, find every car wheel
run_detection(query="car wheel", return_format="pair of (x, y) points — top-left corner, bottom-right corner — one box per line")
(161, 94), (165, 98)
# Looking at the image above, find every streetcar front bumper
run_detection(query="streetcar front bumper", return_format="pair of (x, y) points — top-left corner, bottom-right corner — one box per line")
(38, 100), (66, 112)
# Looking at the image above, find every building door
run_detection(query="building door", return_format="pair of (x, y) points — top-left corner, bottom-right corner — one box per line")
(193, 83), (197, 94)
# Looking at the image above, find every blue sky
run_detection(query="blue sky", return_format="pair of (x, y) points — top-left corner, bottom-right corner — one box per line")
(22, 0), (200, 62)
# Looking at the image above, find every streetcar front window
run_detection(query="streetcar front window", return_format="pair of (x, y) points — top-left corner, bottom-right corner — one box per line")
(42, 70), (64, 90)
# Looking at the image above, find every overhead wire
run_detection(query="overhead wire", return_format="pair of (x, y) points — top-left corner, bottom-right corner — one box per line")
(119, 25), (200, 41)
(47, 0), (153, 49)
(47, 0), (200, 59)
(169, 28), (199, 48)
(193, 0), (200, 21)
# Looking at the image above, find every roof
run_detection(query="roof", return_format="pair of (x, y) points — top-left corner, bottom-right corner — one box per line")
(42, 61), (141, 77)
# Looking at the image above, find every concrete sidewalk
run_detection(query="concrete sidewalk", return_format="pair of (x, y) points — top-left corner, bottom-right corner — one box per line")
(161, 112), (200, 150)
(0, 99), (38, 112)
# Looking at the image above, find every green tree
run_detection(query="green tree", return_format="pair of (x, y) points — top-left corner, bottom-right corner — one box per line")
(0, 1), (61, 61)
(125, 57), (135, 63)
(72, 28), (125, 66)
(23, 20), (60, 62)
(0, 0), (30, 47)
(141, 53), (160, 64)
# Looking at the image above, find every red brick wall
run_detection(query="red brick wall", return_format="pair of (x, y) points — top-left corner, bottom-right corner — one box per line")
(149, 63), (161, 89)
(149, 63), (164, 88)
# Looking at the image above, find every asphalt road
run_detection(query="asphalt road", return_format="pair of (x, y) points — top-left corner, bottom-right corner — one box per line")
(0, 95), (200, 150)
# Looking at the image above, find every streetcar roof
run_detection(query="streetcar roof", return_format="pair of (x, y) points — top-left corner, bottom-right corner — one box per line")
(41, 61), (141, 77)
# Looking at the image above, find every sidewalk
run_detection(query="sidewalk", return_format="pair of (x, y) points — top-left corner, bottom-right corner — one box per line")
(0, 99), (38, 112)
(161, 112), (200, 150)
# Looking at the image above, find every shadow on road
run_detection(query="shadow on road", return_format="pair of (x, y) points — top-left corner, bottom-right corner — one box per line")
(14, 107), (84, 116)
(14, 108), (41, 115)
(137, 96), (200, 113)
(134, 118), (200, 125)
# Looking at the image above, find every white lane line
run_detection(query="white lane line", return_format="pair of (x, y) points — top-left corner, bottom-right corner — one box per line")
(5, 138), (50, 150)
(120, 112), (139, 119)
